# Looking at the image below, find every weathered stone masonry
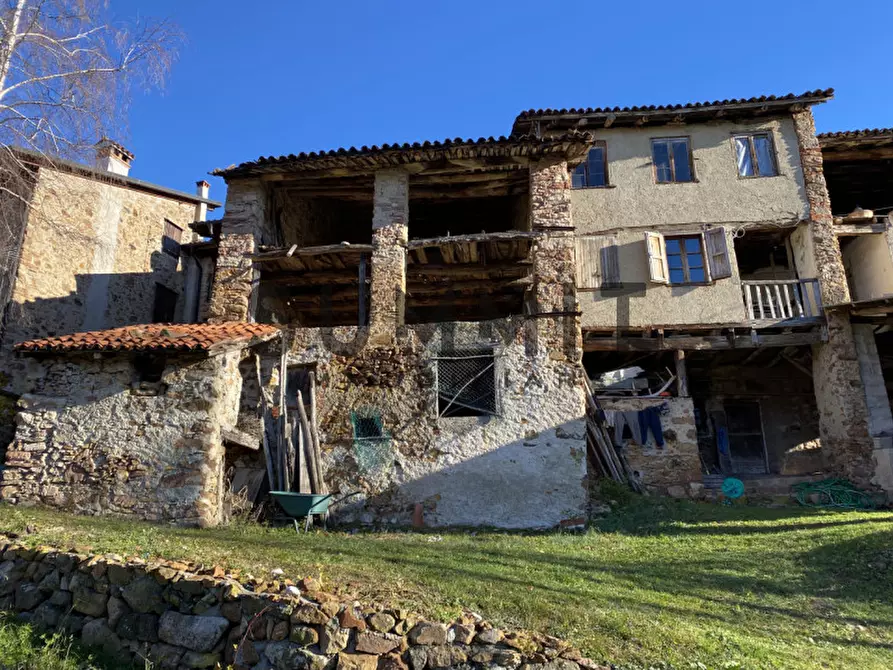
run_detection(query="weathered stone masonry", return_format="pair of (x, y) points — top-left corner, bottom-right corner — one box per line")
(0, 541), (606, 670)
(369, 170), (409, 346)
(0, 351), (243, 526)
(793, 110), (876, 486)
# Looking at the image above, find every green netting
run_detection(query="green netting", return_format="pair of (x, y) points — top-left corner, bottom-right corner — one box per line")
(350, 408), (392, 474)
(793, 478), (878, 510)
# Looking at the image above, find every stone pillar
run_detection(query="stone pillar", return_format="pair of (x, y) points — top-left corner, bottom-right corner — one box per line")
(207, 180), (269, 323)
(793, 110), (875, 486)
(852, 324), (893, 494)
(368, 170), (408, 346)
(528, 160), (581, 363)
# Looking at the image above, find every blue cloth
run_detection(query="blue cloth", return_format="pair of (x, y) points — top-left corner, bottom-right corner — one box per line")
(638, 406), (665, 448)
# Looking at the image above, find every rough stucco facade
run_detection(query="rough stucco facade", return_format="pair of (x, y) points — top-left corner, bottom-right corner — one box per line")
(0, 350), (243, 526)
(271, 320), (588, 528)
(572, 119), (808, 329)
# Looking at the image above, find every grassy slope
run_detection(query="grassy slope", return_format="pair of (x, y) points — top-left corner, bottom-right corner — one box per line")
(0, 499), (891, 670)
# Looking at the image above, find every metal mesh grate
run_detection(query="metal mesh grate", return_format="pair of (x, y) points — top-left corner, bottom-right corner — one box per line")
(351, 408), (392, 474)
(437, 349), (497, 417)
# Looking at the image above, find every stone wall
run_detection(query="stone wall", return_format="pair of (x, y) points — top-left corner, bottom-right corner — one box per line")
(256, 318), (588, 529)
(1, 168), (197, 396)
(207, 180), (277, 324)
(791, 110), (877, 488)
(369, 171), (409, 346)
(599, 397), (701, 497)
(0, 351), (244, 526)
(0, 540), (604, 670)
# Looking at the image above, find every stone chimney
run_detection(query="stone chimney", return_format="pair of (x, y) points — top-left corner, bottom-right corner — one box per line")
(95, 138), (134, 176)
(195, 180), (210, 222)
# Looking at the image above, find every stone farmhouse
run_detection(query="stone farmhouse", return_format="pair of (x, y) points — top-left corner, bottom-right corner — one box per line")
(2, 88), (892, 528)
(0, 142), (222, 446)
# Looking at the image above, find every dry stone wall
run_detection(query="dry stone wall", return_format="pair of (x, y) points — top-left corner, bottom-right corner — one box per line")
(0, 351), (243, 526)
(0, 539), (606, 670)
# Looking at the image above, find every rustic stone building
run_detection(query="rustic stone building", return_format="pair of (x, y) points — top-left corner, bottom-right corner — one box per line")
(3, 89), (892, 529)
(0, 142), (221, 445)
(0, 323), (279, 526)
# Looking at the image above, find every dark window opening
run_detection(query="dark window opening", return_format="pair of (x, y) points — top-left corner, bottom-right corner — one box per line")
(134, 354), (166, 384)
(666, 235), (706, 284)
(162, 219), (184, 258)
(734, 133), (778, 178)
(571, 142), (608, 188)
(652, 137), (693, 183)
(286, 365), (313, 410)
(723, 401), (768, 474)
(152, 283), (178, 323)
(437, 349), (497, 417)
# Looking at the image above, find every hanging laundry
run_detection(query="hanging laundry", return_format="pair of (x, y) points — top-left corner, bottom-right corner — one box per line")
(614, 411), (643, 446)
(637, 405), (666, 448)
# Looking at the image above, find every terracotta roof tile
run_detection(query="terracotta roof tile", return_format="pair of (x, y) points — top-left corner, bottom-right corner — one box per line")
(818, 127), (893, 140)
(213, 132), (594, 178)
(514, 89), (835, 120)
(15, 322), (280, 355)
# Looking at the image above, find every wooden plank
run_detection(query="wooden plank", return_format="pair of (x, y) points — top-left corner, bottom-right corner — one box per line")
(309, 372), (326, 496)
(583, 330), (824, 352)
(744, 284), (754, 320)
(674, 350), (689, 397)
(252, 243), (374, 262)
(296, 390), (320, 495)
(358, 254), (367, 327)
(407, 230), (540, 249)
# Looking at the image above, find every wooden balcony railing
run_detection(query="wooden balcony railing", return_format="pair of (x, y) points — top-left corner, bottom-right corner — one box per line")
(741, 279), (822, 321)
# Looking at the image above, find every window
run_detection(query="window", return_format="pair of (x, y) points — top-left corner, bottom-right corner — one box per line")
(651, 137), (693, 183)
(162, 219), (184, 258)
(134, 354), (166, 384)
(571, 142), (608, 188)
(734, 133), (777, 178)
(152, 283), (178, 323)
(666, 235), (706, 284)
(437, 349), (497, 418)
(645, 228), (732, 285)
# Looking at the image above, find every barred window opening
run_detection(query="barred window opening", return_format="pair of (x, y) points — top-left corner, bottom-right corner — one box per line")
(437, 349), (497, 418)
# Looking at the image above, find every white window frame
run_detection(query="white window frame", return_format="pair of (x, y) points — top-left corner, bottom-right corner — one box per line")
(732, 132), (778, 178)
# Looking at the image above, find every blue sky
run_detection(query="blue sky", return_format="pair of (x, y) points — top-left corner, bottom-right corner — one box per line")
(116, 1), (893, 205)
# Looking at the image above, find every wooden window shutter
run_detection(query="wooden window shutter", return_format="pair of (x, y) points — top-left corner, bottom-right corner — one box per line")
(576, 236), (619, 289)
(645, 231), (669, 284)
(600, 238), (620, 287)
(704, 226), (732, 280)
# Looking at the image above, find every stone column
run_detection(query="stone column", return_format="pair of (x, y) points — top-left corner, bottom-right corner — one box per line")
(793, 110), (875, 486)
(368, 170), (408, 347)
(528, 159), (581, 363)
(207, 180), (269, 323)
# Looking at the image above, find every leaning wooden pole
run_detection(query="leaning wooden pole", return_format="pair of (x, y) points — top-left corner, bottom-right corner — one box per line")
(309, 372), (327, 494)
(278, 332), (289, 491)
(254, 354), (276, 492)
(296, 390), (320, 494)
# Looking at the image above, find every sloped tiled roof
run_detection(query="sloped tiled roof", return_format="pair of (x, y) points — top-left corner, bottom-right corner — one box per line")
(15, 323), (280, 355)
(818, 128), (893, 140)
(213, 132), (594, 179)
(511, 89), (834, 134)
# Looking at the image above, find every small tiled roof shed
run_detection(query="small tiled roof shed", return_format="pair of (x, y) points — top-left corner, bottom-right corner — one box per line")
(3, 323), (280, 527)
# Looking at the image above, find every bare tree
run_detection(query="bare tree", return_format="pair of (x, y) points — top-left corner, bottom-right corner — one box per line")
(0, 0), (181, 315)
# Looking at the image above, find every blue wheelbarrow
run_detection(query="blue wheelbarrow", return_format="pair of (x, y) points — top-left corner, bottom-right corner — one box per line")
(270, 491), (360, 532)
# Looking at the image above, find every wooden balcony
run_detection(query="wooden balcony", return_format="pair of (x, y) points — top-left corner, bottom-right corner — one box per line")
(742, 279), (822, 322)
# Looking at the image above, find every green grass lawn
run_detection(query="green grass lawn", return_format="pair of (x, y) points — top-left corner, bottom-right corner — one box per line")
(1, 495), (891, 670)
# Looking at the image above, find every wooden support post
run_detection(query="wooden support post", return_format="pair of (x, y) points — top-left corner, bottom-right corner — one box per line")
(358, 253), (367, 326)
(674, 349), (689, 397)
(254, 354), (276, 492)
